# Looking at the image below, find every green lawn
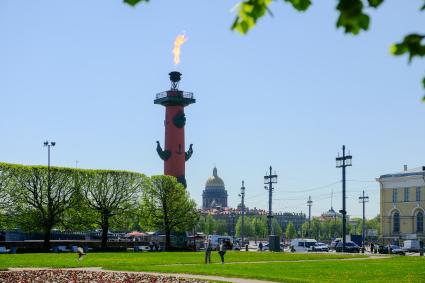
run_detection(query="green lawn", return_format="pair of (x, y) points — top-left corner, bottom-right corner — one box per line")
(0, 252), (424, 282)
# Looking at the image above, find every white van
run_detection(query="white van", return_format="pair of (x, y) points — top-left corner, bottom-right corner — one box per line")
(403, 240), (420, 252)
(290, 238), (317, 252)
(208, 235), (233, 250)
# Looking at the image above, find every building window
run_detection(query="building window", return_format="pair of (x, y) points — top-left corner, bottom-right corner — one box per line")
(393, 212), (400, 233)
(417, 211), (424, 233)
(404, 188), (409, 202)
(392, 189), (398, 203)
(416, 187), (421, 202)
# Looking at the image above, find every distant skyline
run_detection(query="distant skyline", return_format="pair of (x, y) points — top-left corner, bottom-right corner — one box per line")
(1, 1), (424, 219)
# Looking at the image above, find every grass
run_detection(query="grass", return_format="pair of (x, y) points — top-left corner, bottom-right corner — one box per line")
(0, 251), (424, 282)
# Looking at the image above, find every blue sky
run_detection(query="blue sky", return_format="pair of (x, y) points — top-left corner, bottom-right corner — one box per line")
(1, 0), (424, 218)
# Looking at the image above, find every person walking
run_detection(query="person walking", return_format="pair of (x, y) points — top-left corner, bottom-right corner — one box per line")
(259, 242), (263, 251)
(205, 239), (212, 264)
(218, 240), (226, 264)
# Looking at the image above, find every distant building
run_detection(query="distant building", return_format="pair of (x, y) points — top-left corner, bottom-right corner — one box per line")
(202, 167), (228, 209)
(201, 206), (305, 236)
(377, 166), (425, 242)
(200, 167), (306, 236)
(320, 207), (343, 221)
(274, 212), (306, 233)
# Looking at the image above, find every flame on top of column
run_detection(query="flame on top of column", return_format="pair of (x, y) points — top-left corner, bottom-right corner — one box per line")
(172, 34), (187, 66)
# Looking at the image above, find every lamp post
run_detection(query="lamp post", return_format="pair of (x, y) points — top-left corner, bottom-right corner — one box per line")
(264, 166), (277, 237)
(359, 190), (369, 253)
(239, 180), (246, 245)
(307, 196), (313, 238)
(44, 141), (56, 169)
(41, 140), (55, 250)
(44, 140), (56, 191)
(335, 145), (352, 252)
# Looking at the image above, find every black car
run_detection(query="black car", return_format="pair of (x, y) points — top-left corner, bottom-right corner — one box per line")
(335, 241), (360, 253)
(378, 245), (405, 255)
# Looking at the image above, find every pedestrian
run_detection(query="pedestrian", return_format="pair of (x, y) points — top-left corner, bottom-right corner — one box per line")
(76, 247), (86, 261)
(218, 240), (226, 264)
(370, 243), (374, 253)
(205, 239), (212, 264)
(259, 242), (263, 251)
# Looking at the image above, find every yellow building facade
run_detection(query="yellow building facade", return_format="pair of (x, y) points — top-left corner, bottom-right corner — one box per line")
(377, 167), (425, 242)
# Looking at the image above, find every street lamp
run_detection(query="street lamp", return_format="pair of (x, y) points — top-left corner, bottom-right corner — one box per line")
(44, 141), (56, 168)
(336, 145), (352, 252)
(307, 196), (313, 238)
(264, 166), (277, 237)
(359, 190), (369, 253)
(238, 180), (246, 245)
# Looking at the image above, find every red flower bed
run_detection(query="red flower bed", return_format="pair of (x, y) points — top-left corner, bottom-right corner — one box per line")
(0, 270), (208, 283)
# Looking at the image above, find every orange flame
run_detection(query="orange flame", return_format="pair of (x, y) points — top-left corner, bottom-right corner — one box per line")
(173, 34), (187, 65)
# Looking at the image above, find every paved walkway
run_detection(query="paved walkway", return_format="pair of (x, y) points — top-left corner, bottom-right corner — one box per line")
(159, 254), (390, 266)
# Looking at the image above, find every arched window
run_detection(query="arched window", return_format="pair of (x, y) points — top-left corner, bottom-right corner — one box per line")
(417, 211), (423, 233)
(393, 212), (400, 233)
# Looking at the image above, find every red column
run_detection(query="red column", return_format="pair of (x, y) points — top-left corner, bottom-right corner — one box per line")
(164, 105), (185, 178)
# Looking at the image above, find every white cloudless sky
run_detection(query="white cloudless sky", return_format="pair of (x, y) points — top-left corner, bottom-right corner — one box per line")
(1, 0), (424, 219)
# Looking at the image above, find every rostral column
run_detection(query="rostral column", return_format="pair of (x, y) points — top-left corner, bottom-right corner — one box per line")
(154, 71), (195, 187)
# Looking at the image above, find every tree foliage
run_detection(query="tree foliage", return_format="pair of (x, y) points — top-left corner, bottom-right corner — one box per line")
(285, 221), (297, 240)
(197, 214), (219, 235)
(78, 169), (145, 248)
(124, 0), (425, 101)
(2, 163), (78, 249)
(271, 218), (283, 237)
(140, 175), (199, 250)
(0, 163), (12, 210)
(235, 215), (254, 237)
(0, 164), (13, 230)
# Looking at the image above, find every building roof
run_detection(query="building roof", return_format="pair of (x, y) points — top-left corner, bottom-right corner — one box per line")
(379, 166), (425, 179)
(205, 167), (225, 188)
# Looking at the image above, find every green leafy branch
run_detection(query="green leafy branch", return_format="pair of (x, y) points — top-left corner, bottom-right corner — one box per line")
(123, 0), (149, 6)
(391, 33), (425, 101)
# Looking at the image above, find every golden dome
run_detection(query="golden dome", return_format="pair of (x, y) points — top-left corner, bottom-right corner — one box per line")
(205, 167), (225, 188)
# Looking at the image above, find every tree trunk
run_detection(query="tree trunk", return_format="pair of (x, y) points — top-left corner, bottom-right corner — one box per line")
(165, 229), (171, 251)
(101, 213), (109, 249)
(43, 225), (52, 251)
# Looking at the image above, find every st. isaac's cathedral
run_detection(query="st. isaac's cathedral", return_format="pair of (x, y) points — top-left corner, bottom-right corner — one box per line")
(202, 167), (228, 209)
(200, 166), (306, 235)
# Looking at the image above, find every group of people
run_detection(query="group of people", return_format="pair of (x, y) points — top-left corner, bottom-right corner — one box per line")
(204, 239), (226, 264)
(149, 242), (160, 251)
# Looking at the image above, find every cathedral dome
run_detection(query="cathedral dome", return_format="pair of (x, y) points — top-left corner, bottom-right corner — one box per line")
(202, 167), (228, 209)
(205, 167), (225, 188)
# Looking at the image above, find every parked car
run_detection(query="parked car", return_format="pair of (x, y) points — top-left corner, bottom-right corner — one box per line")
(403, 240), (420, 252)
(378, 245), (405, 255)
(335, 241), (360, 253)
(312, 242), (329, 252)
(290, 239), (317, 252)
